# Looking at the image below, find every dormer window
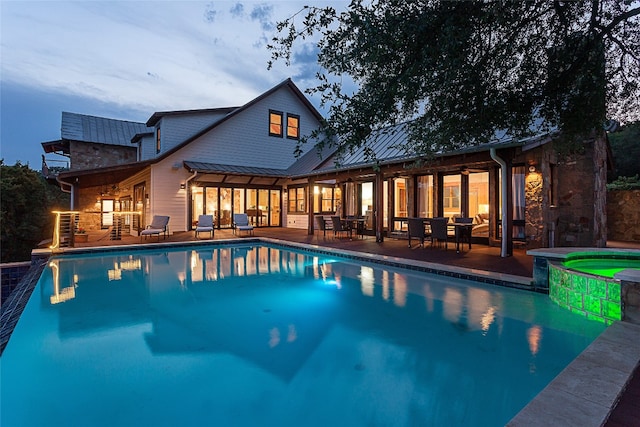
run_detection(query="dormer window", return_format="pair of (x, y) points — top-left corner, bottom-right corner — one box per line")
(286, 114), (300, 140)
(269, 110), (283, 137)
(156, 127), (161, 153)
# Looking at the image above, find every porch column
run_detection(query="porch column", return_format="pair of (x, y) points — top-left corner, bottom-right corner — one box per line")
(307, 178), (315, 235)
(505, 156), (514, 256)
(407, 175), (415, 216)
(375, 171), (384, 242)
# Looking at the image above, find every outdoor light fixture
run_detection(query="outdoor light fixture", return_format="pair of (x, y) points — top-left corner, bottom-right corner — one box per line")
(529, 165), (536, 173)
(180, 183), (186, 189)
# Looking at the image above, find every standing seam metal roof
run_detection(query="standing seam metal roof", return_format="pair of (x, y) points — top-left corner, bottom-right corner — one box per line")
(61, 112), (151, 146)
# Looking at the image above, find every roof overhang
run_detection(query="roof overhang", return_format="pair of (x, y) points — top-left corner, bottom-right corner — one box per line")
(56, 161), (152, 189)
(296, 138), (532, 180)
(42, 139), (69, 155)
(183, 161), (289, 186)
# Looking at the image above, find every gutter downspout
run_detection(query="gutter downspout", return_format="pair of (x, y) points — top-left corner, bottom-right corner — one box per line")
(185, 170), (198, 187)
(490, 148), (508, 258)
(56, 176), (75, 210)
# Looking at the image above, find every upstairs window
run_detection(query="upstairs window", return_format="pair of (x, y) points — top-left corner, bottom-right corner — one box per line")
(269, 110), (283, 137)
(156, 127), (161, 153)
(286, 114), (300, 140)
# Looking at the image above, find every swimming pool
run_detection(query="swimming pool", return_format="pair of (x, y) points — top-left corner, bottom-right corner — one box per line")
(1, 243), (606, 426)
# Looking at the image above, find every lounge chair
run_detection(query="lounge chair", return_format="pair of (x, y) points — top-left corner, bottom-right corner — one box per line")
(233, 213), (254, 236)
(407, 217), (431, 248)
(195, 214), (214, 239)
(140, 215), (170, 241)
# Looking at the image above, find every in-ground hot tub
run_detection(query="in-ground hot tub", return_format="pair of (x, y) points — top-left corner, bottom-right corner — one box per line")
(528, 248), (640, 324)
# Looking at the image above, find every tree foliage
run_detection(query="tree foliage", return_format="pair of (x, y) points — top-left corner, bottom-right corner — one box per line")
(608, 121), (640, 180)
(607, 174), (640, 190)
(268, 1), (640, 160)
(1, 161), (70, 262)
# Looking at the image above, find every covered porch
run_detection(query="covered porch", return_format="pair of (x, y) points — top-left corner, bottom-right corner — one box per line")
(60, 225), (535, 280)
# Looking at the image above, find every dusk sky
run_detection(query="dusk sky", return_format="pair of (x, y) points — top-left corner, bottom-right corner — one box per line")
(1, 1), (343, 170)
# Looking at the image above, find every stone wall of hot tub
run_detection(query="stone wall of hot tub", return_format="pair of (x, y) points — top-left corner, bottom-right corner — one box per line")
(548, 262), (621, 324)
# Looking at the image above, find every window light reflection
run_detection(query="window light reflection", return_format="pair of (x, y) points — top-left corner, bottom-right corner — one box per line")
(527, 325), (542, 356)
(287, 324), (297, 343)
(49, 260), (77, 305)
(393, 273), (407, 307)
(382, 271), (390, 301)
(480, 306), (497, 334)
(360, 266), (374, 297)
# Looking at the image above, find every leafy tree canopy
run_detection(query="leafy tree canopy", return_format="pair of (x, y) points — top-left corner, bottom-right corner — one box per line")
(1, 160), (70, 262)
(268, 0), (640, 161)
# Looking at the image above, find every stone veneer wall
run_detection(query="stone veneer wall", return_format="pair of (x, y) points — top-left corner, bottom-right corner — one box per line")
(70, 141), (136, 170)
(607, 189), (640, 242)
(525, 170), (544, 246)
(551, 136), (607, 248)
(548, 262), (621, 324)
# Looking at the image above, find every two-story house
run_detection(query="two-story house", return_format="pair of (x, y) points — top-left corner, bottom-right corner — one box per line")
(46, 78), (610, 252)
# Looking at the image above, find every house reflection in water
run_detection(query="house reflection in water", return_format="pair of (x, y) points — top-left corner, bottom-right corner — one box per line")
(41, 245), (548, 384)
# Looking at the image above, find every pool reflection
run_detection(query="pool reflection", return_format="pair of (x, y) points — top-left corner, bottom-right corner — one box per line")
(41, 244), (597, 383)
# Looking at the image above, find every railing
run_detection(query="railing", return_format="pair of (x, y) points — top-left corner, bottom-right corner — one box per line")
(51, 211), (80, 251)
(51, 211), (142, 251)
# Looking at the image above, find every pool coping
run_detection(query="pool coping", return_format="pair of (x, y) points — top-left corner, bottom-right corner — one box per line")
(507, 320), (640, 426)
(3, 239), (638, 425)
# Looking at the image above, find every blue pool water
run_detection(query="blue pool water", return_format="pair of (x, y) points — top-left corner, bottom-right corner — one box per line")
(1, 243), (606, 426)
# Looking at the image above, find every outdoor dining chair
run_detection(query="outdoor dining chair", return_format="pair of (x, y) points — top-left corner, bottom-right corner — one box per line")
(330, 216), (352, 239)
(429, 217), (449, 250)
(454, 217), (473, 252)
(407, 217), (431, 248)
(315, 215), (329, 237)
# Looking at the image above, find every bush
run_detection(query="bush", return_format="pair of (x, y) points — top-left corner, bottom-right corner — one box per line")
(1, 160), (70, 262)
(607, 174), (640, 190)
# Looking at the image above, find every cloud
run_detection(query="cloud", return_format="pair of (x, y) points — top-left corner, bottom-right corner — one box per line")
(1, 1), (350, 168)
(250, 3), (274, 31)
(230, 2), (244, 18)
(204, 2), (218, 22)
(1, 1), (349, 118)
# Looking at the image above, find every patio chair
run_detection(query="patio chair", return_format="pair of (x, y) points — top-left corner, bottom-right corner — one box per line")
(195, 214), (214, 239)
(140, 215), (170, 241)
(429, 217), (449, 250)
(454, 217), (473, 252)
(330, 216), (352, 239)
(407, 217), (431, 248)
(315, 215), (329, 238)
(233, 213), (254, 236)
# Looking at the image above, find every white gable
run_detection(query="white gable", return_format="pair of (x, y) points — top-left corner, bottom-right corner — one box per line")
(171, 86), (322, 170)
(156, 111), (230, 157)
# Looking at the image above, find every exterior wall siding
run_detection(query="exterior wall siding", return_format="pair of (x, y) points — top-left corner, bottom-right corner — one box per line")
(176, 88), (321, 170)
(158, 112), (228, 155)
(286, 214), (309, 230)
(149, 160), (190, 232)
(138, 134), (156, 161)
